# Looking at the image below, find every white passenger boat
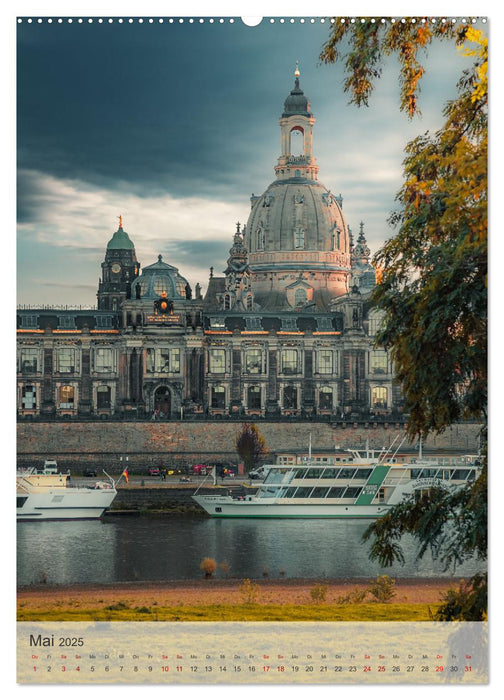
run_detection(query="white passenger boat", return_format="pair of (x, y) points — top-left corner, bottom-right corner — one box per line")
(192, 448), (481, 519)
(16, 469), (117, 521)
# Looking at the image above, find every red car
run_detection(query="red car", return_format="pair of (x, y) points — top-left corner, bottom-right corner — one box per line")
(147, 467), (161, 476)
(192, 464), (208, 476)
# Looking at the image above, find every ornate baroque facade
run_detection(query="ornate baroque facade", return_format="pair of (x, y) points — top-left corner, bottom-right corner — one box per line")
(17, 71), (401, 421)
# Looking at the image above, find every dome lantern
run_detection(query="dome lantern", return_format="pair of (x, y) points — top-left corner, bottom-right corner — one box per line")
(245, 69), (352, 309)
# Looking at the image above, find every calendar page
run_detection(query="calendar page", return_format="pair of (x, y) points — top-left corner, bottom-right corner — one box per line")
(15, 8), (489, 688)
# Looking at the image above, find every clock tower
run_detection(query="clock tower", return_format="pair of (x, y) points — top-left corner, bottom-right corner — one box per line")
(97, 216), (140, 311)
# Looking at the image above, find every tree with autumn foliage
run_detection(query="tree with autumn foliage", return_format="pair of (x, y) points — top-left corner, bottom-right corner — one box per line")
(235, 422), (268, 472)
(320, 18), (487, 619)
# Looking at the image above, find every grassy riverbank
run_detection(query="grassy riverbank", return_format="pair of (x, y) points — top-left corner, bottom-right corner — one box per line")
(17, 577), (460, 622)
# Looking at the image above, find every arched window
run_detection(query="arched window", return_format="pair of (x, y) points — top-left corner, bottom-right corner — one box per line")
(371, 387), (388, 410)
(294, 169), (301, 178)
(211, 385), (226, 409)
(319, 386), (333, 411)
(290, 126), (304, 155)
(257, 227), (265, 250)
(59, 385), (74, 409)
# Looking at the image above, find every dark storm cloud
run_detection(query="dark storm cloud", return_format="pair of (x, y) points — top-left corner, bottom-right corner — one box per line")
(17, 19), (330, 200)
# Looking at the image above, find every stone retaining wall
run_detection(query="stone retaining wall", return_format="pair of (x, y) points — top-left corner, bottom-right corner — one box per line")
(17, 420), (482, 470)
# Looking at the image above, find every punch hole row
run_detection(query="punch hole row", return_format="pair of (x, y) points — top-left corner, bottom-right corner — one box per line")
(16, 17), (487, 25)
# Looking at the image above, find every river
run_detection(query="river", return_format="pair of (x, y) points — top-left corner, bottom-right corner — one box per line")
(16, 515), (482, 587)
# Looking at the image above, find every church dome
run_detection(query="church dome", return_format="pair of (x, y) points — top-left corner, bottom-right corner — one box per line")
(107, 222), (135, 250)
(246, 179), (348, 255)
(244, 69), (351, 307)
(131, 254), (189, 299)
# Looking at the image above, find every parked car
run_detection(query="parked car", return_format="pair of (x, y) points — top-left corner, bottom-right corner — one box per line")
(192, 464), (208, 476)
(249, 466), (271, 480)
(83, 468), (98, 477)
(147, 467), (161, 476)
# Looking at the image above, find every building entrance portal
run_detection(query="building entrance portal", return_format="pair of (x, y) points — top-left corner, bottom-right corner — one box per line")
(154, 386), (171, 418)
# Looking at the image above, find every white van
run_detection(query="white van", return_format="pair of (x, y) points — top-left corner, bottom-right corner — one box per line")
(248, 465), (271, 480)
(42, 460), (58, 474)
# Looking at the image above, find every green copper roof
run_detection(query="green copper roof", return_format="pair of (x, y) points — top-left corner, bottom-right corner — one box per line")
(107, 226), (135, 250)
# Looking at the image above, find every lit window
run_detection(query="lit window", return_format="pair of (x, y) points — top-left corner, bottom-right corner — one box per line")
(371, 386), (388, 409)
(59, 385), (75, 409)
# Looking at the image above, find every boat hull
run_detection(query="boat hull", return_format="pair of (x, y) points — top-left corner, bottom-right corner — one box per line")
(192, 495), (391, 519)
(17, 488), (116, 521)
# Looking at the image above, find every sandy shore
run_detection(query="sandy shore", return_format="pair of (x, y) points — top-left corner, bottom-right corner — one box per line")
(17, 577), (463, 610)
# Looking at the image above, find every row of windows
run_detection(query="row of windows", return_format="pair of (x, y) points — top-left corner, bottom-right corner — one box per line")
(211, 316), (335, 331)
(258, 486), (364, 499)
(19, 315), (115, 330)
(20, 384), (112, 410)
(18, 345), (390, 378)
(208, 384), (389, 411)
(18, 347), (116, 374)
(207, 348), (390, 375)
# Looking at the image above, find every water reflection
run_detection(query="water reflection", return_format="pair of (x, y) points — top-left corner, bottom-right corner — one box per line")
(17, 516), (481, 586)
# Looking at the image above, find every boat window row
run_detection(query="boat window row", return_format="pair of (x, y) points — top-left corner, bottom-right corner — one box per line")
(258, 485), (364, 499)
(265, 467), (373, 482)
(410, 468), (476, 481)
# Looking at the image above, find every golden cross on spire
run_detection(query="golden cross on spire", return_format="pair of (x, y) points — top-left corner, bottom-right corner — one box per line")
(118, 215), (123, 228)
(295, 60), (300, 78)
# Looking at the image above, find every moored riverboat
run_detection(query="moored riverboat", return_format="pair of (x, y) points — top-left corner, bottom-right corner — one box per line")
(16, 469), (117, 521)
(192, 449), (481, 519)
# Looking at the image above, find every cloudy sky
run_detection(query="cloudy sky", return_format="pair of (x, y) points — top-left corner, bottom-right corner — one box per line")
(16, 12), (483, 306)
